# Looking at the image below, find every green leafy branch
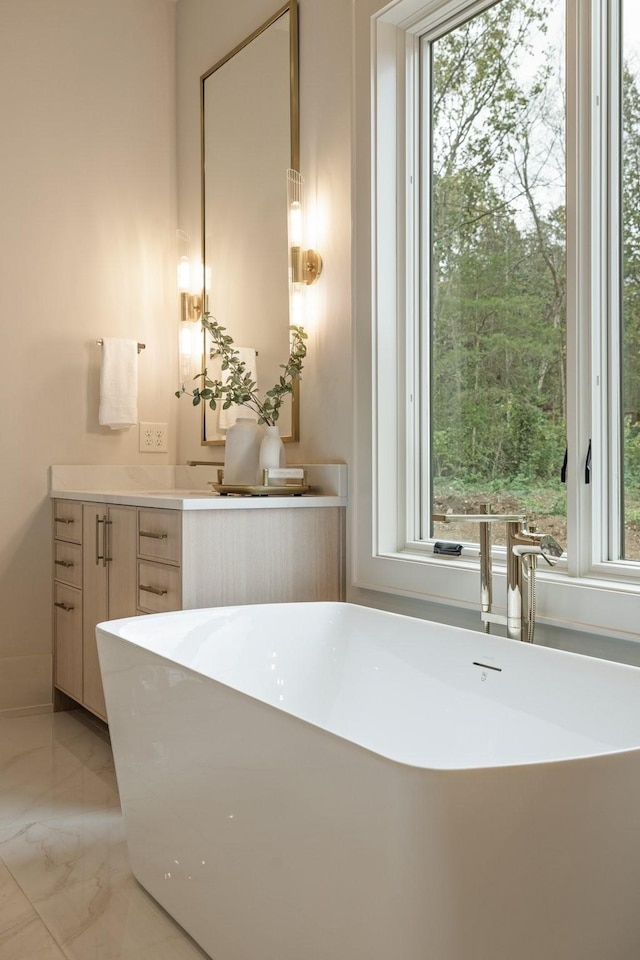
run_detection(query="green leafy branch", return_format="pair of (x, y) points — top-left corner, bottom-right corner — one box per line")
(175, 313), (307, 426)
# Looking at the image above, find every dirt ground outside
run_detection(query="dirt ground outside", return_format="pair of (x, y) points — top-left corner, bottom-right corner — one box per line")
(433, 486), (640, 560)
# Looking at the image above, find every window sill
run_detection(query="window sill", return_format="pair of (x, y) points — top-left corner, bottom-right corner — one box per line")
(354, 550), (640, 643)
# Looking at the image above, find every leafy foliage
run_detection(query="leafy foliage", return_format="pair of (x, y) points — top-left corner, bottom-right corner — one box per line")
(430, 0), (567, 494)
(176, 314), (307, 425)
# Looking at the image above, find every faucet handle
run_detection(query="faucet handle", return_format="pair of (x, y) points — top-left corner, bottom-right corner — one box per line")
(539, 534), (563, 565)
(512, 531), (564, 565)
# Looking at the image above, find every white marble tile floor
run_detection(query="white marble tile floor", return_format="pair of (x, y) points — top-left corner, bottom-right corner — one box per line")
(0, 711), (209, 960)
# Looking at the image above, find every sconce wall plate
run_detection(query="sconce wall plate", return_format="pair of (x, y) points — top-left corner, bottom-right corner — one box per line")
(304, 248), (322, 285)
(181, 292), (203, 324)
(291, 245), (323, 286)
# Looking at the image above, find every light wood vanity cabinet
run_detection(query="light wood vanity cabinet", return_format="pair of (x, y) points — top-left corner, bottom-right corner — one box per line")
(53, 498), (344, 720)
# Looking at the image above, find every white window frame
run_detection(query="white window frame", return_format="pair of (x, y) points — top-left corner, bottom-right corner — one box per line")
(353, 0), (640, 641)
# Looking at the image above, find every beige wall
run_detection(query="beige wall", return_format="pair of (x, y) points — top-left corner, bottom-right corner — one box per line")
(0, 0), (354, 715)
(175, 0), (353, 466)
(0, 0), (177, 714)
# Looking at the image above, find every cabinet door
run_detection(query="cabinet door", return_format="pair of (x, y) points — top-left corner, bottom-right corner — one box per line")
(107, 505), (137, 619)
(82, 503), (109, 719)
(82, 504), (137, 719)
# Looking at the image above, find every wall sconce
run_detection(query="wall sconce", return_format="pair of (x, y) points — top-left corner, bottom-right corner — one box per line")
(287, 170), (322, 327)
(177, 229), (203, 378)
(177, 229), (203, 324)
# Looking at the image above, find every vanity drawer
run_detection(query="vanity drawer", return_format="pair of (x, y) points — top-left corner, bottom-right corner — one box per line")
(138, 560), (181, 613)
(138, 509), (181, 563)
(53, 582), (83, 700)
(53, 499), (83, 545)
(53, 540), (82, 588)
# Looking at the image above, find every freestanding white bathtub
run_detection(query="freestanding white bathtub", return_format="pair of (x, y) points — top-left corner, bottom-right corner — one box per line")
(96, 602), (640, 960)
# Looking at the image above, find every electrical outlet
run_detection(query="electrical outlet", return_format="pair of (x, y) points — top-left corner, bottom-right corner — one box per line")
(139, 421), (168, 453)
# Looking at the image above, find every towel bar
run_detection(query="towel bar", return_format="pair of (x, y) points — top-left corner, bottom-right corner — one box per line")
(96, 339), (145, 353)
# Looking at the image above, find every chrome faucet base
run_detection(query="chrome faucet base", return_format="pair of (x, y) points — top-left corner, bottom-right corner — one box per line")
(433, 507), (563, 641)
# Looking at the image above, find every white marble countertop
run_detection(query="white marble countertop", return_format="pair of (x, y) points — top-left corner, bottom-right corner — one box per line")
(49, 464), (347, 511)
(51, 489), (343, 510)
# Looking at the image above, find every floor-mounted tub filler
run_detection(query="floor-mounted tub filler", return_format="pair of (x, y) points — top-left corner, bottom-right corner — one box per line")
(96, 602), (640, 960)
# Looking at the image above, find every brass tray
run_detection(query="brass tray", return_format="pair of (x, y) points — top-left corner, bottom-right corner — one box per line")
(209, 482), (310, 497)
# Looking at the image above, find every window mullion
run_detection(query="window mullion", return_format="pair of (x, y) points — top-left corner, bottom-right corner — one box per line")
(590, 0), (610, 566)
(566, 0), (596, 576)
(606, 0), (624, 562)
(418, 33), (432, 542)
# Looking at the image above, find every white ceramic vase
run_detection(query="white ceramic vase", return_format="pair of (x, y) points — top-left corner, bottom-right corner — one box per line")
(224, 418), (264, 485)
(258, 424), (285, 482)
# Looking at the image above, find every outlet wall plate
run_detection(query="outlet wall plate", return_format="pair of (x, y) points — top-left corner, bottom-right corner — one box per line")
(139, 422), (168, 453)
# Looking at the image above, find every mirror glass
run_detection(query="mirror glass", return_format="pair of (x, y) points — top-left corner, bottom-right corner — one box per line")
(200, 2), (298, 445)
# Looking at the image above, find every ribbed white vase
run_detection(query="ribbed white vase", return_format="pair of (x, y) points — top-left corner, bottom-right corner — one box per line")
(258, 425), (285, 482)
(223, 418), (263, 485)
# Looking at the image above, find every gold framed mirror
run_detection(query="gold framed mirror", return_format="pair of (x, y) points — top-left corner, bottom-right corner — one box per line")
(200, 1), (299, 446)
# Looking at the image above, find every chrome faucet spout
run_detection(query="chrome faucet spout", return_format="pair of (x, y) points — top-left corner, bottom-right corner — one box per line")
(432, 513), (526, 524)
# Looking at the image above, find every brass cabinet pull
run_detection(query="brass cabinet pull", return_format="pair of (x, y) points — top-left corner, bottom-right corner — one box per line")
(139, 531), (168, 540)
(139, 584), (168, 596)
(55, 517), (74, 525)
(95, 515), (111, 566)
(54, 601), (75, 612)
(96, 516), (104, 565)
(105, 518), (112, 564)
(55, 559), (75, 568)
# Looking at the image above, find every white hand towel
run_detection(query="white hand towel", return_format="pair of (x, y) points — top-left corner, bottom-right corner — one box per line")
(217, 347), (259, 431)
(98, 338), (138, 429)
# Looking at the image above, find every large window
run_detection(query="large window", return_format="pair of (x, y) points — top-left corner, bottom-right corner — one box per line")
(426, 0), (567, 551)
(354, 0), (640, 637)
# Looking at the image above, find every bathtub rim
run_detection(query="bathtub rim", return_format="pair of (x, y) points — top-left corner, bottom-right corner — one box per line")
(96, 601), (640, 774)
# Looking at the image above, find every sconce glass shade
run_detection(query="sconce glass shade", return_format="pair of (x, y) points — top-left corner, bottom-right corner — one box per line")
(177, 229), (203, 378)
(287, 169), (322, 311)
(177, 229), (192, 292)
(289, 285), (305, 328)
(287, 170), (304, 249)
(177, 258), (190, 293)
(287, 169), (305, 296)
